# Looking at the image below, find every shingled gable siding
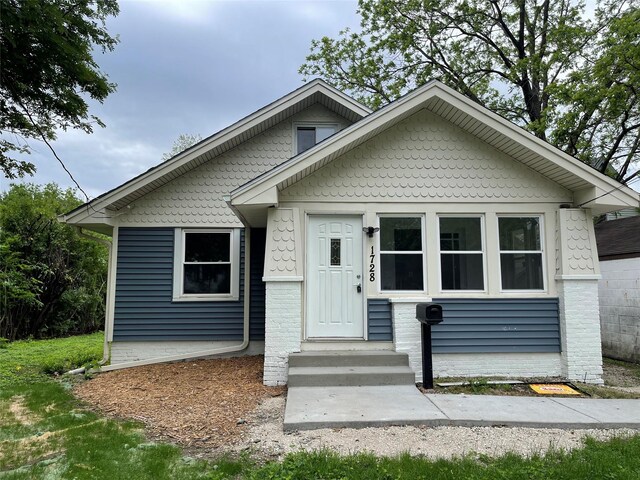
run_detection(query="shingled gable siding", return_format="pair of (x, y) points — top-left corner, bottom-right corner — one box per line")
(367, 299), (393, 341)
(430, 298), (561, 353)
(113, 227), (266, 341)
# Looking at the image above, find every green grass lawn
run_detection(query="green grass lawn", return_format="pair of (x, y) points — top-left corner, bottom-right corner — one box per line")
(1, 334), (640, 479)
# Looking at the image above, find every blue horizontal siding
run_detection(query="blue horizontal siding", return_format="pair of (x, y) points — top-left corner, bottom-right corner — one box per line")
(430, 298), (561, 353)
(368, 299), (393, 341)
(113, 227), (263, 342)
(249, 229), (266, 340)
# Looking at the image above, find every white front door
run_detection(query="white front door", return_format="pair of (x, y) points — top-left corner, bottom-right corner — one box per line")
(307, 215), (364, 338)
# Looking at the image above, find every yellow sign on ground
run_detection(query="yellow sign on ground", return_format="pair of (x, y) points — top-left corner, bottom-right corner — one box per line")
(530, 384), (581, 395)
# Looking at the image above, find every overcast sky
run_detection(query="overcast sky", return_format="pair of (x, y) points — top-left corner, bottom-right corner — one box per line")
(2, 0), (361, 199)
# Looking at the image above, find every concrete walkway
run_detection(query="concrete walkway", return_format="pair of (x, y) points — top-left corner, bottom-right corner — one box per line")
(283, 386), (640, 431)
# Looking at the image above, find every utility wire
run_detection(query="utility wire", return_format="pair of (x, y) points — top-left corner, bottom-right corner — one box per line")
(17, 100), (92, 202)
(577, 172), (640, 208)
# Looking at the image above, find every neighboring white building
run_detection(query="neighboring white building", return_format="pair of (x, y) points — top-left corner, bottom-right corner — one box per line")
(61, 80), (640, 385)
(595, 216), (640, 363)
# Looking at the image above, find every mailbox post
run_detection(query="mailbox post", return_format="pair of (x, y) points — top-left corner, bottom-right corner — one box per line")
(416, 303), (443, 389)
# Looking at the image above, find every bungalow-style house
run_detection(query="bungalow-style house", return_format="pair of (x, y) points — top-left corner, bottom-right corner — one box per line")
(61, 79), (640, 385)
(595, 216), (640, 364)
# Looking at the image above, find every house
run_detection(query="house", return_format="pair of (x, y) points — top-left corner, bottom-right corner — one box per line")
(595, 216), (640, 363)
(61, 79), (640, 385)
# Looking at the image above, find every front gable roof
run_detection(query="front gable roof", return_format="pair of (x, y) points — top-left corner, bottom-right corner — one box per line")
(60, 79), (371, 230)
(231, 80), (639, 215)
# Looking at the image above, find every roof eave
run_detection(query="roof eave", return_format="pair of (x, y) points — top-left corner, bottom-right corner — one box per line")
(231, 81), (640, 210)
(60, 79), (371, 224)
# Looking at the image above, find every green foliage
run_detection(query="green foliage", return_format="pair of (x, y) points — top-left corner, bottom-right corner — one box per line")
(162, 133), (204, 161)
(0, 332), (103, 387)
(248, 440), (640, 480)
(300, 0), (639, 180)
(0, 0), (119, 179)
(0, 183), (108, 340)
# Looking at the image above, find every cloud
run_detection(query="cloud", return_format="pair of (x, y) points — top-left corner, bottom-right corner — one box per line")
(4, 0), (362, 199)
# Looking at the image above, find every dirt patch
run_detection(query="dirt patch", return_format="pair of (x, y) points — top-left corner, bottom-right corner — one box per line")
(9, 396), (40, 425)
(74, 356), (284, 447)
(603, 358), (640, 388)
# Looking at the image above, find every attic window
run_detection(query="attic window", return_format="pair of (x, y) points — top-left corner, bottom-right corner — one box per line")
(296, 125), (337, 154)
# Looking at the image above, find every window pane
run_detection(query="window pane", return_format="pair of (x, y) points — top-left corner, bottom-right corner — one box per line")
(380, 217), (422, 251)
(316, 126), (336, 142)
(440, 253), (484, 290)
(184, 264), (231, 294)
(185, 233), (230, 262)
(440, 218), (482, 251)
(501, 253), (543, 290)
(330, 238), (341, 266)
(381, 254), (423, 290)
(297, 127), (316, 154)
(499, 217), (541, 251)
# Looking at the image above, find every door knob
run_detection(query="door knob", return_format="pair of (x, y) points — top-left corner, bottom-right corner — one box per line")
(354, 283), (362, 293)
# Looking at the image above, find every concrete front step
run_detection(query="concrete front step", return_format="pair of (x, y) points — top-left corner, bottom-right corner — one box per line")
(287, 365), (416, 387)
(289, 350), (410, 368)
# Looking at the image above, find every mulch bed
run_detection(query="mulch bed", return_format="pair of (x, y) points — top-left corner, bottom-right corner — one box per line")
(74, 355), (285, 447)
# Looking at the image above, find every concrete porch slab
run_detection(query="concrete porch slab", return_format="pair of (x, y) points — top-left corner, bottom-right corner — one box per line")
(283, 385), (447, 431)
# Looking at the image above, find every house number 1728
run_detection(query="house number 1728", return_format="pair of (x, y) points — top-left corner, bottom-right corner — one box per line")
(369, 246), (375, 282)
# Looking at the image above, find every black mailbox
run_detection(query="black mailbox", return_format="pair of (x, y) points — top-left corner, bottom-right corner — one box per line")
(416, 303), (444, 389)
(416, 303), (443, 325)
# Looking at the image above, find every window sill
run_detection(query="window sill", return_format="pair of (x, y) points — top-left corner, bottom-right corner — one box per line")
(172, 295), (239, 303)
(388, 297), (433, 304)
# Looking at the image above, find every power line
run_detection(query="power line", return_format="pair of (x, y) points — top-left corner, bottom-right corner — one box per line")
(577, 172), (640, 208)
(17, 100), (92, 202)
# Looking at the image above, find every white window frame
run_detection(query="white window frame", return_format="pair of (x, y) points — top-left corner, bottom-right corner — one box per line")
(377, 214), (427, 293)
(293, 122), (339, 156)
(497, 214), (546, 293)
(437, 214), (487, 293)
(172, 228), (241, 301)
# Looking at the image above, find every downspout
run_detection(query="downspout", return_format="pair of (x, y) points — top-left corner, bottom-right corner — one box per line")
(98, 224), (252, 372)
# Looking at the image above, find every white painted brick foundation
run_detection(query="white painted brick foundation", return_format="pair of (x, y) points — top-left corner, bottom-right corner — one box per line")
(598, 257), (640, 363)
(432, 353), (562, 378)
(393, 301), (563, 382)
(263, 281), (302, 385)
(110, 341), (265, 364)
(559, 279), (604, 384)
(392, 303), (424, 379)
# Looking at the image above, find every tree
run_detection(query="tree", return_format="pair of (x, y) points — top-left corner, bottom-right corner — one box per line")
(0, 0), (119, 179)
(0, 183), (108, 340)
(162, 133), (203, 161)
(300, 0), (639, 183)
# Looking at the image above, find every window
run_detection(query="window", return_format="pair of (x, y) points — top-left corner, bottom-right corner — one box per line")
(296, 125), (337, 154)
(499, 216), (544, 290)
(379, 217), (424, 291)
(173, 229), (240, 300)
(330, 238), (341, 266)
(439, 216), (485, 290)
